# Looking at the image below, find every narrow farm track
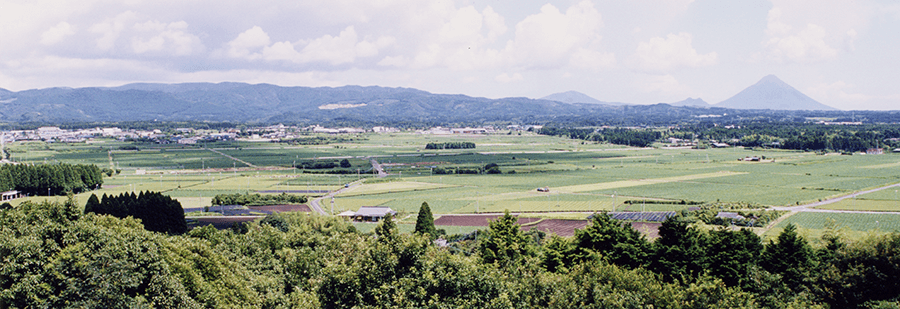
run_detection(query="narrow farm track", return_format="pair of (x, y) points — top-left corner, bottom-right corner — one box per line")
(772, 182), (900, 214)
(369, 158), (388, 178)
(309, 181), (363, 215)
(207, 148), (256, 168)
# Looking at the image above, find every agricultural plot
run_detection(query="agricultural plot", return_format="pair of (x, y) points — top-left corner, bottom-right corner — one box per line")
(815, 199), (900, 212)
(766, 212), (900, 242)
(336, 181), (454, 197)
(9, 132), (900, 239)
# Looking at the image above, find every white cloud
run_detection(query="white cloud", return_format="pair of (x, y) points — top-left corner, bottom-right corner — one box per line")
(630, 32), (717, 72)
(40, 22), (75, 45)
(225, 26), (270, 59)
(131, 20), (202, 56)
(760, 1), (868, 63)
(764, 22), (837, 63)
(252, 26), (393, 65)
(495, 73), (523, 83)
(506, 1), (604, 69)
(88, 11), (137, 51)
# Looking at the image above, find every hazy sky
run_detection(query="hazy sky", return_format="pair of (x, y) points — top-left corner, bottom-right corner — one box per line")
(2, 0), (899, 110)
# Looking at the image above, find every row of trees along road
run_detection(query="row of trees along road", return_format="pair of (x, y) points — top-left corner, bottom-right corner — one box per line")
(540, 123), (900, 152)
(85, 191), (187, 234)
(3, 199), (900, 308)
(0, 163), (103, 196)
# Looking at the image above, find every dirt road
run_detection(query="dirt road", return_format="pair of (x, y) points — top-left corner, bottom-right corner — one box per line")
(772, 182), (900, 214)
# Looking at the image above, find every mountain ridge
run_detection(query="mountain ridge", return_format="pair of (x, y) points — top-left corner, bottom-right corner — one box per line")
(540, 90), (628, 106)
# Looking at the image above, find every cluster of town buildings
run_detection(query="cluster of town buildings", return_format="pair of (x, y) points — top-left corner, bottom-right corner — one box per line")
(0, 124), (516, 145)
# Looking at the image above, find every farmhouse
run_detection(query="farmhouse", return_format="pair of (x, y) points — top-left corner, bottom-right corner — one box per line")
(1, 190), (21, 201)
(867, 148), (884, 155)
(715, 212), (745, 220)
(343, 206), (397, 222)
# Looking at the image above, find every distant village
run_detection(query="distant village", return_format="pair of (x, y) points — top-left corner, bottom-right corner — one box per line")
(0, 124), (543, 145)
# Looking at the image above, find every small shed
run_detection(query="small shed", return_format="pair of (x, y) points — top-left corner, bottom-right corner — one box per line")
(1, 190), (21, 201)
(336, 210), (356, 220)
(716, 212), (746, 220)
(353, 206), (397, 222)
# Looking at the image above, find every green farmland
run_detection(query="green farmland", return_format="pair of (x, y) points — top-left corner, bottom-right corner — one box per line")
(7, 132), (900, 239)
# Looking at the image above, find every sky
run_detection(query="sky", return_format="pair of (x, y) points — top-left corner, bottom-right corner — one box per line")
(2, 0), (899, 110)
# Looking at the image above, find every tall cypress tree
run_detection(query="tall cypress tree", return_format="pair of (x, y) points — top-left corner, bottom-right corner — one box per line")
(84, 193), (101, 214)
(414, 201), (436, 238)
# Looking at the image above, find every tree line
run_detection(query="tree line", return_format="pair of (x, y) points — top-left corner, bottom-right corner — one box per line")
(538, 127), (661, 147)
(539, 123), (900, 152)
(84, 191), (187, 235)
(3, 200), (900, 308)
(425, 142), (476, 150)
(211, 192), (307, 206)
(0, 163), (103, 196)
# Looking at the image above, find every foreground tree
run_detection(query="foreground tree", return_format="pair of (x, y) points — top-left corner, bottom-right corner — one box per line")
(761, 224), (813, 289)
(478, 210), (531, 266)
(651, 217), (707, 282)
(86, 191), (186, 234)
(574, 212), (652, 269)
(414, 201), (436, 238)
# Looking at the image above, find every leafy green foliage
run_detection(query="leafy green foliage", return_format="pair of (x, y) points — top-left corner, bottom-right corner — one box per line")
(6, 198), (900, 308)
(762, 224), (813, 290)
(414, 201), (436, 238)
(651, 217), (708, 282)
(425, 142), (475, 149)
(478, 210), (532, 266)
(574, 213), (652, 269)
(86, 191), (187, 235)
(211, 192), (307, 206)
(0, 163), (103, 196)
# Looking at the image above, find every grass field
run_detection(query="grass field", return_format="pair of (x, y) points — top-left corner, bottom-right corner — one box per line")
(765, 212), (900, 243)
(8, 131), (900, 239)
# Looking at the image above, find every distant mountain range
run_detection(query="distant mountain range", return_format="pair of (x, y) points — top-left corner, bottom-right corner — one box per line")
(0, 75), (840, 124)
(542, 75), (835, 111)
(667, 98), (710, 107)
(539, 91), (628, 106)
(0, 83), (599, 123)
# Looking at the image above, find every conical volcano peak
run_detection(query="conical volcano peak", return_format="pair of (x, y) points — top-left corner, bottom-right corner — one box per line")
(758, 74), (786, 85)
(715, 75), (836, 110)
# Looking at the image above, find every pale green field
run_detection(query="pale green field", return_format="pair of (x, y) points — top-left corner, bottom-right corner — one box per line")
(8, 133), (900, 220)
(815, 199), (900, 212)
(765, 212), (900, 243)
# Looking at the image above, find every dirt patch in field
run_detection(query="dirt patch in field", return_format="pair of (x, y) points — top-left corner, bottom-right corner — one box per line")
(248, 204), (311, 213)
(188, 217), (259, 230)
(522, 219), (590, 237)
(631, 222), (662, 239)
(434, 215), (540, 226)
(520, 220), (661, 238)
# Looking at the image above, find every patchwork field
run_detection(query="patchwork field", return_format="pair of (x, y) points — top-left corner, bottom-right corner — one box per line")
(7, 132), (900, 239)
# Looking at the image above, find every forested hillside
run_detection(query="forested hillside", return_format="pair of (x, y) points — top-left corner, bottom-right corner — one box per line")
(2, 201), (899, 308)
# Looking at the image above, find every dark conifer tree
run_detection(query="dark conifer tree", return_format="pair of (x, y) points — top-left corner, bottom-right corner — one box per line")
(414, 201), (436, 238)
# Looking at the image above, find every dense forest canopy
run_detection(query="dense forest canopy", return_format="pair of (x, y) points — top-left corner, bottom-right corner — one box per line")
(539, 123), (900, 152)
(0, 163), (103, 196)
(3, 201), (900, 308)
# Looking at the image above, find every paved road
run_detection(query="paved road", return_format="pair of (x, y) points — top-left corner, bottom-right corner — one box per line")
(370, 158), (388, 178)
(309, 180), (363, 215)
(772, 182), (900, 214)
